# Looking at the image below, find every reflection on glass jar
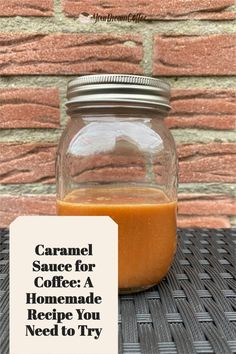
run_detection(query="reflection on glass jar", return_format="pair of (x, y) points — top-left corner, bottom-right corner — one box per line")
(56, 74), (178, 294)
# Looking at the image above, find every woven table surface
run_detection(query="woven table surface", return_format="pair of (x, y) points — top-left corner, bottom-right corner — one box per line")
(0, 228), (236, 354)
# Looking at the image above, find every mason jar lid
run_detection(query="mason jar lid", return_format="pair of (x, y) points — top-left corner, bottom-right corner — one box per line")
(66, 74), (171, 112)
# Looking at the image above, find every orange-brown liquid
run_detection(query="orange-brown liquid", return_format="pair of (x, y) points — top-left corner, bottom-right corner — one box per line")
(57, 187), (177, 292)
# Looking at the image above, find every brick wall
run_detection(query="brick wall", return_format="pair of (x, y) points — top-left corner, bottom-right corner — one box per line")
(0, 0), (235, 228)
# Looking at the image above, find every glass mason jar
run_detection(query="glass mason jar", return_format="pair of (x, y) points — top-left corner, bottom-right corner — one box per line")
(56, 74), (178, 294)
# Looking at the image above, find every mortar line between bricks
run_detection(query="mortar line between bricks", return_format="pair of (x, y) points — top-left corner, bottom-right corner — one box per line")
(0, 183), (235, 195)
(0, 17), (235, 34)
(0, 77), (236, 89)
(228, 4), (236, 11)
(0, 128), (235, 143)
(178, 183), (236, 195)
(142, 30), (154, 76)
(230, 216), (236, 227)
(54, 0), (63, 17)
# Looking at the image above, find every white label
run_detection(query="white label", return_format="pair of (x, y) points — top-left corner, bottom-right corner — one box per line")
(10, 216), (118, 354)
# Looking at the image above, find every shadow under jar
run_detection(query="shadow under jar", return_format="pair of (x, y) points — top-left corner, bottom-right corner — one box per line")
(56, 74), (178, 294)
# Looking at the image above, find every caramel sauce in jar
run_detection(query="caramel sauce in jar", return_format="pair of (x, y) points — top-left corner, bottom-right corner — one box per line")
(57, 187), (177, 293)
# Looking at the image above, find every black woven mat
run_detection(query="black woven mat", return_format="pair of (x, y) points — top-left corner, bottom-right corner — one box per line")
(0, 228), (236, 354)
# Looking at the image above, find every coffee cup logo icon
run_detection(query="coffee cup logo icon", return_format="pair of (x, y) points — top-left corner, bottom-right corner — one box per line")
(79, 12), (95, 24)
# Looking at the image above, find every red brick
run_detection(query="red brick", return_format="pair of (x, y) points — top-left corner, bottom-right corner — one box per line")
(69, 154), (146, 183)
(0, 88), (60, 129)
(167, 115), (235, 130)
(0, 143), (56, 184)
(0, 33), (143, 75)
(178, 143), (236, 183)
(63, 0), (235, 20)
(1, 87), (234, 131)
(0, 0), (53, 16)
(75, 143), (236, 184)
(0, 195), (56, 228)
(178, 194), (236, 216)
(177, 216), (230, 228)
(1, 142), (235, 185)
(167, 89), (236, 130)
(154, 35), (236, 76)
